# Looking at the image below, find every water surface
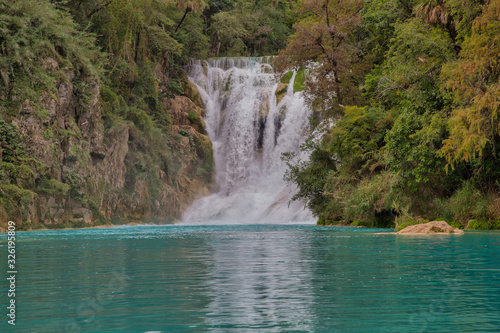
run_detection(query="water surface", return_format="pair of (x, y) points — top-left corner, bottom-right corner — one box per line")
(2, 225), (500, 332)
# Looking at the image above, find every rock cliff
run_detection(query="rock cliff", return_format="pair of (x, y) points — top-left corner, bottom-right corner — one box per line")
(0, 60), (213, 230)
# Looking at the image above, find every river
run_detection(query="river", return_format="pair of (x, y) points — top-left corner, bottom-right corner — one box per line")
(6, 225), (500, 332)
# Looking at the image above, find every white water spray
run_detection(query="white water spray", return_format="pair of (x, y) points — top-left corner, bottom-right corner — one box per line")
(181, 58), (314, 224)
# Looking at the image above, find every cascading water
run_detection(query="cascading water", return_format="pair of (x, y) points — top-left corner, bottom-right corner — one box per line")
(181, 57), (315, 224)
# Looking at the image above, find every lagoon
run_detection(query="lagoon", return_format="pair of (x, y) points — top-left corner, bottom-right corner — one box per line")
(3, 225), (500, 332)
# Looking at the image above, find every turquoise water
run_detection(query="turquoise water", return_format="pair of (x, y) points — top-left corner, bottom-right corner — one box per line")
(1, 225), (500, 332)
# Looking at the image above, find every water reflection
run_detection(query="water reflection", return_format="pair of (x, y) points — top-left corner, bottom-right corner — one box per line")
(202, 228), (315, 331)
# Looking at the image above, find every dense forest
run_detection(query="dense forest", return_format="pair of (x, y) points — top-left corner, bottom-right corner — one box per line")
(1, 0), (499, 230)
(280, 0), (500, 230)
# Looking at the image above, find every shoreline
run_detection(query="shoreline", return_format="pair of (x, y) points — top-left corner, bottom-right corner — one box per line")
(2, 221), (500, 233)
(0, 221), (177, 233)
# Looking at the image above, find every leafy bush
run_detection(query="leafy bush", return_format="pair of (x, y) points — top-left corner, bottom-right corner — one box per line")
(127, 108), (154, 136)
(0, 0), (102, 103)
(36, 178), (70, 197)
(186, 110), (199, 123)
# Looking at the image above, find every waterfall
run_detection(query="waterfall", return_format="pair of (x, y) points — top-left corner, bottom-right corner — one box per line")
(181, 57), (315, 224)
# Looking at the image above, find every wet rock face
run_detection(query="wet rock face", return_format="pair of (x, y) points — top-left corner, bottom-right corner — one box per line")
(257, 117), (267, 149)
(398, 221), (464, 234)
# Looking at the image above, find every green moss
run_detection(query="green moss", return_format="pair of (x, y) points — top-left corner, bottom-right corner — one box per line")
(193, 135), (214, 182)
(127, 107), (154, 136)
(179, 129), (196, 148)
(186, 109), (199, 123)
(275, 83), (288, 105)
(1, 184), (35, 205)
(58, 126), (79, 139)
(42, 127), (54, 140)
(38, 108), (50, 121)
(281, 71), (293, 84)
(293, 68), (305, 93)
(72, 212), (84, 219)
(63, 170), (84, 200)
(1, 162), (35, 184)
(36, 178), (70, 197)
(44, 211), (55, 222)
(68, 220), (86, 228)
(224, 74), (233, 92)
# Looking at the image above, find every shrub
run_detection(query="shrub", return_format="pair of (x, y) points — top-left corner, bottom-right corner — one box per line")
(127, 107), (154, 136)
(186, 110), (199, 123)
(0, 0), (103, 103)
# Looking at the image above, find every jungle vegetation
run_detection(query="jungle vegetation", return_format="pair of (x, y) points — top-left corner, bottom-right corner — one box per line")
(1, 0), (500, 229)
(280, 0), (500, 229)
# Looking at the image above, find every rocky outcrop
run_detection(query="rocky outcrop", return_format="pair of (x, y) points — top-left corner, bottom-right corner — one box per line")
(1, 59), (214, 229)
(167, 96), (206, 134)
(398, 221), (464, 235)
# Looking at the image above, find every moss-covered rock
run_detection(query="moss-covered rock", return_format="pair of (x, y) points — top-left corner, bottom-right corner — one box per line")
(294, 68), (305, 93)
(275, 83), (288, 105)
(281, 71), (293, 84)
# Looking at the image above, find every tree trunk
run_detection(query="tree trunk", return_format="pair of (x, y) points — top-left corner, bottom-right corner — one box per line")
(175, 7), (191, 33)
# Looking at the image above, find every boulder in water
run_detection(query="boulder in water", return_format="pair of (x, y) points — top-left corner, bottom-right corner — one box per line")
(398, 221), (464, 235)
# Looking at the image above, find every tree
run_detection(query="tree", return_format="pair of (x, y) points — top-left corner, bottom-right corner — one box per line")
(174, 0), (207, 32)
(439, 0), (500, 178)
(277, 0), (364, 116)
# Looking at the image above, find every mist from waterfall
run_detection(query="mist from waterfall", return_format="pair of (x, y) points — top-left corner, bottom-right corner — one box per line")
(181, 57), (315, 224)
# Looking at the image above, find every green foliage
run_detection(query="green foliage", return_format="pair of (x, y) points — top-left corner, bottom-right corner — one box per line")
(208, 0), (295, 56)
(293, 68), (305, 93)
(0, 119), (26, 161)
(127, 107), (154, 136)
(193, 135), (214, 181)
(186, 110), (199, 123)
(342, 172), (398, 227)
(283, 0), (500, 229)
(329, 106), (390, 175)
(179, 129), (196, 148)
(447, 220), (463, 230)
(360, 0), (416, 62)
(36, 178), (70, 197)
(317, 217), (328, 226)
(63, 170), (84, 200)
(439, 0), (500, 181)
(0, 0), (103, 103)
(280, 71), (293, 84)
(283, 137), (338, 221)
(465, 219), (500, 231)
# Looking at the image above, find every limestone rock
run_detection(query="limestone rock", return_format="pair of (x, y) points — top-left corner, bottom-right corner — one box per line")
(167, 96), (206, 134)
(1, 64), (214, 228)
(398, 221), (464, 235)
(183, 80), (204, 109)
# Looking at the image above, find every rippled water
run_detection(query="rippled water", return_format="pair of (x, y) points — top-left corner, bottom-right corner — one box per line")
(2, 225), (500, 332)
